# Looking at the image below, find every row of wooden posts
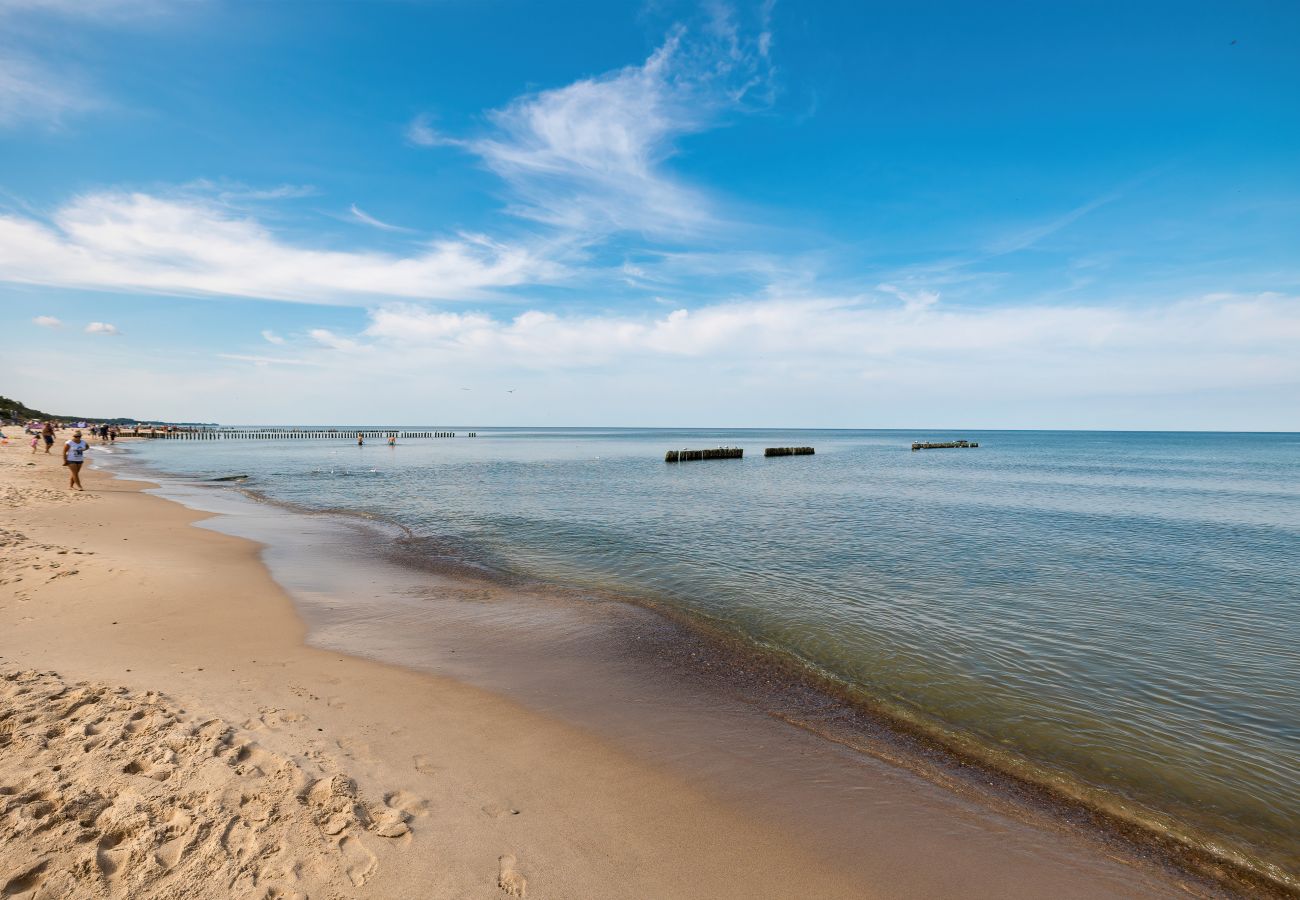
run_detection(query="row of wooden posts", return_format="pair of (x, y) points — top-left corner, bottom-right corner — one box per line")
(664, 447), (818, 463)
(911, 440), (979, 451)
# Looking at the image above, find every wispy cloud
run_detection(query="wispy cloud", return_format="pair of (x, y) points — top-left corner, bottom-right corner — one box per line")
(876, 283), (940, 313)
(0, 0), (178, 20)
(260, 329), (284, 345)
(84, 321), (120, 335)
(404, 113), (461, 148)
(0, 0), (181, 129)
(309, 328), (360, 351)
(0, 55), (98, 128)
(984, 190), (1124, 257)
(466, 16), (773, 238)
(0, 191), (561, 303)
(32, 314), (61, 327)
(348, 203), (411, 233)
(186, 180), (318, 204)
(218, 352), (316, 367)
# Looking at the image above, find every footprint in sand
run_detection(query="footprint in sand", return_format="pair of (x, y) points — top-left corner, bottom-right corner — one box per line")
(154, 809), (194, 870)
(412, 754), (439, 776)
(221, 817), (257, 859)
(481, 802), (520, 819)
(335, 737), (371, 760)
(1, 858), (48, 898)
(338, 835), (377, 887)
(96, 832), (128, 880)
(497, 853), (527, 897)
(384, 791), (430, 818)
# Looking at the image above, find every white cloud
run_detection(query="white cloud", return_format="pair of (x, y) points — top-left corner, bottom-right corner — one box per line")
(0, 191), (561, 303)
(16, 292), (1298, 430)
(32, 314), (61, 327)
(260, 329), (284, 344)
(353, 293), (1300, 394)
(84, 321), (120, 335)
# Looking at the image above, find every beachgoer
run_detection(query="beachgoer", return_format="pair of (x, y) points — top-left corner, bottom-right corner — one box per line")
(109, 426), (117, 443)
(387, 435), (396, 446)
(63, 430), (89, 491)
(357, 432), (364, 446)
(41, 422), (54, 454)
(30, 433), (39, 453)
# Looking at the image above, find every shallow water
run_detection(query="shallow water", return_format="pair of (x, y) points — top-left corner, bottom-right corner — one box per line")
(123, 428), (1300, 886)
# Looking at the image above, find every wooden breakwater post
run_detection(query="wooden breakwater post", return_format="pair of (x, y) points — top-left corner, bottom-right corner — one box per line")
(665, 447), (744, 463)
(764, 446), (815, 457)
(911, 440), (979, 451)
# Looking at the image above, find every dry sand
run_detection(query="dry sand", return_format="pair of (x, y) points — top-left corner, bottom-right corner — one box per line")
(0, 432), (1195, 899)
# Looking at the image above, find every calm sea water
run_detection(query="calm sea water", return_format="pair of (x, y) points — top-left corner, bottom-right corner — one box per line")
(124, 428), (1300, 883)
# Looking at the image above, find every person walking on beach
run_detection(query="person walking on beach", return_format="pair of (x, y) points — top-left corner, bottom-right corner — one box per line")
(41, 422), (54, 454)
(30, 432), (40, 454)
(63, 429), (89, 491)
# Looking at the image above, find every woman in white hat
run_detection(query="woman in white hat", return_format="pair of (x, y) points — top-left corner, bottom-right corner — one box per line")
(63, 429), (89, 491)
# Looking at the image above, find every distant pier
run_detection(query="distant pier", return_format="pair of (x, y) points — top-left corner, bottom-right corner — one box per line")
(665, 447), (744, 463)
(765, 447), (815, 457)
(911, 440), (979, 451)
(138, 428), (466, 440)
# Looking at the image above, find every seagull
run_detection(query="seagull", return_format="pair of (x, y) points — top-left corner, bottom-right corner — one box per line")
(460, 387), (471, 391)
(506, 389), (515, 393)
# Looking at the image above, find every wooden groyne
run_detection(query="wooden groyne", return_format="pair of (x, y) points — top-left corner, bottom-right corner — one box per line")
(765, 447), (815, 457)
(911, 440), (979, 451)
(141, 428), (462, 440)
(665, 447), (744, 463)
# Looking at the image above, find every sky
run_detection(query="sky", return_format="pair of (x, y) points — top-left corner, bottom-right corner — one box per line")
(1, 0), (1298, 429)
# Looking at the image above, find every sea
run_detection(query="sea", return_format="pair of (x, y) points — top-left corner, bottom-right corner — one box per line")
(116, 428), (1300, 890)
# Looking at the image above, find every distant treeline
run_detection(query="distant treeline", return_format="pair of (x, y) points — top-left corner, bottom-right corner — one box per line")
(0, 394), (205, 427)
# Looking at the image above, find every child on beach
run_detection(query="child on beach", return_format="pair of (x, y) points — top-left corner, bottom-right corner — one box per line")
(30, 433), (39, 453)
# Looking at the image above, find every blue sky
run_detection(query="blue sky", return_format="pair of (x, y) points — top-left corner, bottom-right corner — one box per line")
(1, 0), (1297, 428)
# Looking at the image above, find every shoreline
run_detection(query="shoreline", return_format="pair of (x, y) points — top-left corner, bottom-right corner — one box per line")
(0, 438), (1225, 897)
(150, 449), (1296, 899)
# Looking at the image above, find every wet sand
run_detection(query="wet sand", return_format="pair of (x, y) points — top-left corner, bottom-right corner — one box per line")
(0, 437), (1201, 898)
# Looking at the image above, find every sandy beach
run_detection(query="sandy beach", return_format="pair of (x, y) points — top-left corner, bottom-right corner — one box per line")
(0, 435), (1207, 899)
